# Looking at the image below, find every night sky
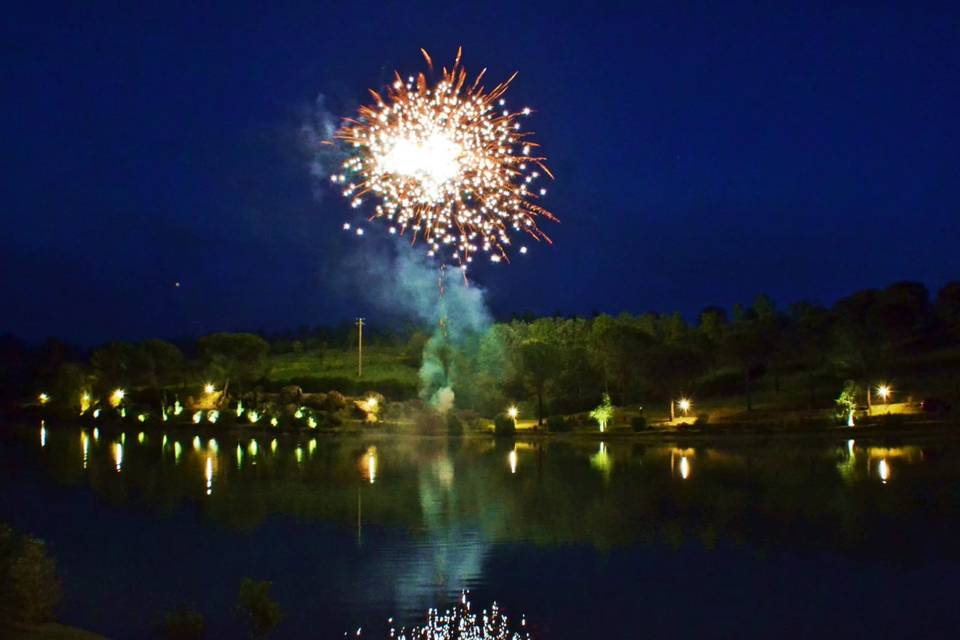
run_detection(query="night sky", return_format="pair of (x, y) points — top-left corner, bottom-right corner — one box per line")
(4, 2), (958, 344)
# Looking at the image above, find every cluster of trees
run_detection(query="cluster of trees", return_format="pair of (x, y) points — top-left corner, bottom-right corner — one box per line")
(0, 333), (270, 415)
(2, 280), (958, 424)
(443, 281), (960, 423)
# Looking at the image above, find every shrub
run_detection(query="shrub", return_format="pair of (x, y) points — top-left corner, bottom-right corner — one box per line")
(0, 524), (62, 625)
(321, 391), (347, 412)
(694, 413), (710, 426)
(493, 414), (516, 437)
(546, 415), (572, 432)
(237, 578), (282, 639)
(631, 416), (648, 431)
(164, 608), (205, 640)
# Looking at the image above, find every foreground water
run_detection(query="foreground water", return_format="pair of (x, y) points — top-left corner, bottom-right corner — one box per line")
(2, 423), (960, 638)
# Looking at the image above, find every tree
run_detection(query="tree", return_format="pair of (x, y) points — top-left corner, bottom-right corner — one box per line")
(237, 578), (282, 639)
(721, 309), (771, 411)
(517, 340), (562, 425)
(197, 333), (270, 400)
(140, 339), (185, 388)
(835, 380), (861, 425)
(935, 282), (960, 339)
(164, 608), (205, 640)
(588, 315), (654, 404)
(0, 524), (62, 625)
(90, 341), (136, 393)
(589, 393), (614, 432)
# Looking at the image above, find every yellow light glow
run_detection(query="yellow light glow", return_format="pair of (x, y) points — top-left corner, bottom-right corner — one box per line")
(205, 456), (213, 496)
(247, 410), (260, 424)
(193, 436), (201, 451)
(366, 447), (377, 484)
(208, 439), (218, 454)
(679, 456), (691, 480)
(365, 396), (379, 411)
(93, 427), (99, 441)
(173, 400), (183, 416)
(137, 414), (146, 423)
(174, 441), (182, 463)
(878, 458), (890, 483)
(80, 392), (91, 414)
(192, 410), (202, 424)
(307, 416), (317, 429)
(236, 444), (243, 468)
(236, 401), (244, 418)
(294, 407), (304, 419)
(295, 447), (303, 465)
(207, 410), (220, 423)
(270, 438), (277, 453)
(309, 439), (317, 455)
(81, 431), (89, 469)
(137, 431), (145, 444)
(270, 416), (278, 427)
(110, 388), (125, 407)
(507, 406), (519, 419)
(848, 410), (855, 427)
(113, 442), (123, 472)
(876, 384), (891, 402)
(38, 393), (49, 405)
(508, 449), (518, 475)
(678, 398), (691, 414)
(204, 383), (215, 394)
(248, 439), (258, 456)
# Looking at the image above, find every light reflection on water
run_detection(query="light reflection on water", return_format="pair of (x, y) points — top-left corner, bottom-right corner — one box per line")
(11, 423), (960, 638)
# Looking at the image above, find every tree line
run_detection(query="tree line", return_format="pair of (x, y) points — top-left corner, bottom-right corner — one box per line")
(2, 280), (958, 423)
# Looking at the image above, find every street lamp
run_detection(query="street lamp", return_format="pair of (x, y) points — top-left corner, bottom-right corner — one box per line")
(204, 383), (215, 394)
(507, 405), (519, 423)
(876, 384), (891, 403)
(678, 398), (692, 416)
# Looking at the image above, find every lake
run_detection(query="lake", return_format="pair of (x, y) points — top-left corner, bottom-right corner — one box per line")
(2, 422), (960, 638)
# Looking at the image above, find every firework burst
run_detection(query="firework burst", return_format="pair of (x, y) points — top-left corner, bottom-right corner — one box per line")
(332, 48), (556, 266)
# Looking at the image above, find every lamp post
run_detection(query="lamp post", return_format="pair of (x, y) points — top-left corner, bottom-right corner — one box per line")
(356, 317), (365, 377)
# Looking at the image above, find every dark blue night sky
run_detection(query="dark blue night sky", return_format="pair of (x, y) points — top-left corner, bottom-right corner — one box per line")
(3, 1), (958, 344)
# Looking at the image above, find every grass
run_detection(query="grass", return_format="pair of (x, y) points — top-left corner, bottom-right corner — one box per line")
(268, 345), (418, 383)
(266, 345), (420, 397)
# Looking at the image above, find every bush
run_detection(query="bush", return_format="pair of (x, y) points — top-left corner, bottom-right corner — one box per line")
(631, 416), (648, 431)
(493, 414), (516, 437)
(237, 578), (282, 639)
(0, 523), (62, 625)
(321, 391), (347, 412)
(447, 413), (465, 436)
(546, 415), (572, 432)
(164, 608), (205, 640)
(694, 413), (710, 426)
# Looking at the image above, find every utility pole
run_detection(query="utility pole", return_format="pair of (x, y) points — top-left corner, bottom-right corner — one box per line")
(356, 317), (365, 377)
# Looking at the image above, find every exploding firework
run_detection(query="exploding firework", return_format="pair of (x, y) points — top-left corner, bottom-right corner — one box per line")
(332, 48), (556, 266)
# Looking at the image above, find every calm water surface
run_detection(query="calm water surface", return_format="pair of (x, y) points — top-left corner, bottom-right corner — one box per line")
(3, 422), (960, 638)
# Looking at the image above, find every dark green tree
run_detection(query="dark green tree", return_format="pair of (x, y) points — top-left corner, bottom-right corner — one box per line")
(237, 578), (282, 639)
(197, 333), (270, 400)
